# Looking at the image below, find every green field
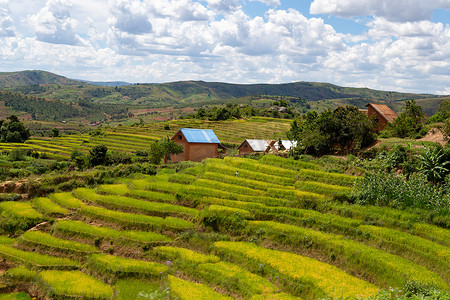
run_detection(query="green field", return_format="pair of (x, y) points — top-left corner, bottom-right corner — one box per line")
(0, 154), (448, 299)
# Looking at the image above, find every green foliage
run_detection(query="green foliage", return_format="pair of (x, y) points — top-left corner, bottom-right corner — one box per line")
(0, 116), (30, 143)
(19, 230), (99, 254)
(88, 144), (108, 167)
(288, 106), (376, 156)
(168, 275), (232, 300)
(389, 100), (426, 138)
(416, 144), (449, 183)
(37, 270), (113, 299)
(353, 172), (450, 218)
(200, 205), (249, 233)
(3, 266), (37, 282)
(88, 253), (168, 278)
(0, 201), (45, 234)
(0, 244), (79, 269)
(154, 246), (220, 264)
(31, 197), (69, 217)
(53, 220), (172, 244)
(148, 138), (184, 164)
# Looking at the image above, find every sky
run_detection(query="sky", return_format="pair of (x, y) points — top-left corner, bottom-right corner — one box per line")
(1, 0), (450, 95)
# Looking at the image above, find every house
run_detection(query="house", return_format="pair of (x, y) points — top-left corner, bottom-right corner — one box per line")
(238, 139), (297, 156)
(171, 128), (222, 162)
(366, 103), (398, 131)
(238, 140), (270, 156)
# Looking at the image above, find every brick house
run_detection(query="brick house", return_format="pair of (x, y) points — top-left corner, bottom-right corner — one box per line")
(171, 128), (223, 162)
(366, 103), (398, 131)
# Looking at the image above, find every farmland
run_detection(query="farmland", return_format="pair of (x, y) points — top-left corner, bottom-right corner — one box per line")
(0, 117), (291, 159)
(0, 154), (448, 299)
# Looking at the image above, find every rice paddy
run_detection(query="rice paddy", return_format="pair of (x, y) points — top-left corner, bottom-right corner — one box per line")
(0, 153), (448, 299)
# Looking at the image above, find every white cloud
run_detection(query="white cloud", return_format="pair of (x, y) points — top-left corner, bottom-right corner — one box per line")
(249, 0), (281, 6)
(108, 0), (152, 35)
(204, 0), (241, 13)
(0, 0), (14, 37)
(27, 0), (86, 45)
(310, 0), (450, 22)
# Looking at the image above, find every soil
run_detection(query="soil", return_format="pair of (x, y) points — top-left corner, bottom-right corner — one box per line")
(419, 128), (447, 145)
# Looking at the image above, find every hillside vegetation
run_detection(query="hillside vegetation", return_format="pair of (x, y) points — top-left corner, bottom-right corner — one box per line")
(0, 71), (442, 120)
(0, 155), (448, 299)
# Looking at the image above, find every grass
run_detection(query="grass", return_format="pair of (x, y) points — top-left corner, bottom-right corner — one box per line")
(154, 246), (220, 264)
(248, 221), (448, 290)
(97, 184), (177, 203)
(259, 154), (321, 171)
(80, 204), (194, 231)
(214, 241), (379, 299)
(73, 187), (198, 218)
(31, 197), (69, 217)
(198, 261), (279, 297)
(168, 275), (232, 300)
(115, 279), (166, 300)
(296, 168), (357, 187)
(0, 201), (44, 221)
(48, 192), (84, 209)
(88, 253), (168, 278)
(295, 181), (352, 197)
(18, 230), (99, 254)
(37, 270), (113, 299)
(0, 244), (80, 269)
(3, 266), (37, 282)
(52, 220), (172, 244)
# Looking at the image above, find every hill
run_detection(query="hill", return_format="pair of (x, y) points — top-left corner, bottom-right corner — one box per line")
(0, 70), (445, 121)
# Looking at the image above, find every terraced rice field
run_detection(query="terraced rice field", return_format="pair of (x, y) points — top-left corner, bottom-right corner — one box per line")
(0, 155), (448, 299)
(0, 117), (291, 157)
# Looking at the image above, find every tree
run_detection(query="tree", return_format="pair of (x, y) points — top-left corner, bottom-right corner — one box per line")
(148, 138), (184, 164)
(389, 100), (425, 138)
(0, 115), (30, 143)
(288, 106), (376, 156)
(52, 128), (60, 137)
(88, 145), (108, 167)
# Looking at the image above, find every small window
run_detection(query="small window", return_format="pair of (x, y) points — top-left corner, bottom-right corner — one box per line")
(244, 144), (248, 148)
(178, 135), (182, 140)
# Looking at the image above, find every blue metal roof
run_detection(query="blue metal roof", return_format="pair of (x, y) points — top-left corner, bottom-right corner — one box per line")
(179, 128), (220, 144)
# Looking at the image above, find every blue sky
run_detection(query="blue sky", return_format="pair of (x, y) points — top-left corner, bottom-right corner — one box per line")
(0, 0), (450, 94)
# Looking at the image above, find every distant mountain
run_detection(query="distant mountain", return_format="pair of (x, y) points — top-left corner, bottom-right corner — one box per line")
(0, 70), (444, 117)
(0, 70), (81, 87)
(78, 80), (133, 87)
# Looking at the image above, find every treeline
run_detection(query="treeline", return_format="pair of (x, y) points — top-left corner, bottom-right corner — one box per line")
(187, 103), (298, 121)
(0, 92), (130, 121)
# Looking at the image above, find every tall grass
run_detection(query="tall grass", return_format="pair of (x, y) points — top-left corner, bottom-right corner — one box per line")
(18, 231), (99, 254)
(168, 275), (232, 300)
(97, 184), (177, 203)
(73, 188), (198, 218)
(0, 244), (80, 269)
(88, 253), (168, 278)
(295, 181), (352, 197)
(259, 154), (321, 171)
(31, 197), (69, 217)
(198, 261), (279, 297)
(0, 201), (46, 233)
(248, 221), (448, 290)
(296, 169), (357, 187)
(214, 241), (379, 299)
(154, 246), (220, 264)
(80, 205), (194, 231)
(53, 220), (172, 244)
(37, 270), (113, 299)
(49, 192), (84, 209)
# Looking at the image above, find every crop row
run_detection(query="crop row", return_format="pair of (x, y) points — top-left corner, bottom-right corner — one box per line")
(72, 188), (198, 219)
(213, 241), (379, 299)
(31, 197), (69, 217)
(248, 221), (448, 290)
(0, 244), (79, 270)
(18, 231), (99, 255)
(53, 220), (172, 245)
(79, 204), (194, 231)
(97, 184), (177, 203)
